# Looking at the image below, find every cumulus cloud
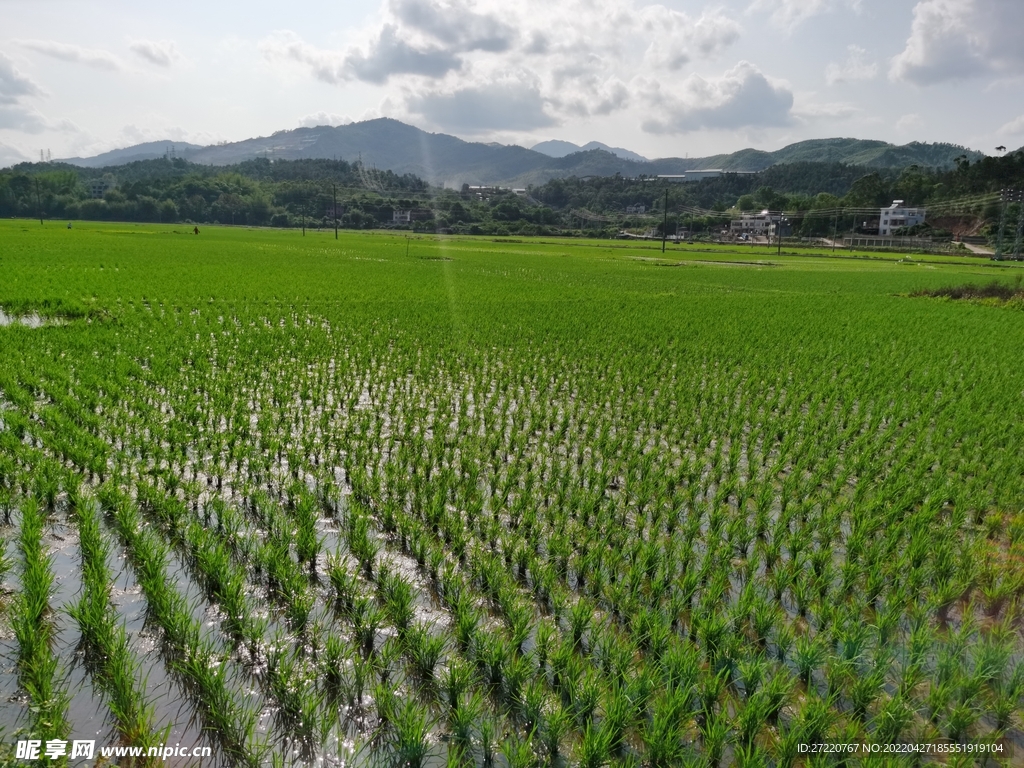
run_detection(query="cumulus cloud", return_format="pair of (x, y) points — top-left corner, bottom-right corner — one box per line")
(391, 0), (516, 52)
(642, 61), (794, 134)
(641, 7), (740, 71)
(748, 0), (844, 29)
(260, 28), (459, 85)
(0, 141), (29, 167)
(129, 39), (181, 67)
(0, 53), (47, 132)
(825, 45), (878, 85)
(999, 114), (1024, 136)
(0, 53), (44, 104)
(259, 31), (346, 84)
(793, 100), (857, 119)
(407, 80), (555, 133)
(17, 39), (123, 70)
(298, 111), (352, 128)
(891, 0), (1024, 85)
(896, 113), (922, 131)
(345, 25), (462, 83)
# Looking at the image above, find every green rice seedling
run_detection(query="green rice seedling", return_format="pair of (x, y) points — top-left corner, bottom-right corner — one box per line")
(453, 597), (482, 653)
(348, 510), (380, 578)
(323, 633), (348, 704)
(501, 728), (537, 768)
(796, 692), (835, 747)
(576, 720), (612, 768)
(295, 493), (323, 568)
(439, 657), (477, 710)
(732, 742), (769, 768)
(374, 636), (404, 687)
(478, 714), (498, 767)
(568, 598), (593, 650)
(761, 670), (794, 727)
(945, 700), (979, 742)
(567, 668), (601, 726)
(503, 653), (532, 714)
(446, 690), (482, 749)
(329, 553), (360, 616)
(600, 684), (633, 755)
(372, 682), (398, 736)
(405, 623), (445, 686)
(699, 710), (729, 768)
(793, 632), (827, 687)
(382, 697), (433, 768)
(72, 492), (162, 747)
(849, 666), (885, 721)
(444, 742), (471, 768)
(13, 497), (70, 742)
(378, 565), (415, 636)
(519, 679), (546, 732)
(352, 596), (385, 656)
(477, 631), (510, 692)
(643, 691), (687, 768)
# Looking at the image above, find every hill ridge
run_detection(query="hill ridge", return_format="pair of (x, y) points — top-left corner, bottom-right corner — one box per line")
(58, 119), (986, 186)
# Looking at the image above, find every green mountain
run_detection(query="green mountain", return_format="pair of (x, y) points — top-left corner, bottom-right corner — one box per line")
(57, 119), (986, 186)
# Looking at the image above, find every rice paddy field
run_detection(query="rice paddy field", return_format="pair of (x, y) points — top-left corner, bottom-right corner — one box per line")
(2, 219), (1024, 767)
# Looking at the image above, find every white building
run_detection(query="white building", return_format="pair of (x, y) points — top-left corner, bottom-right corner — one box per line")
(625, 203), (646, 214)
(658, 169), (756, 182)
(730, 210), (776, 235)
(879, 200), (926, 235)
(392, 210), (412, 224)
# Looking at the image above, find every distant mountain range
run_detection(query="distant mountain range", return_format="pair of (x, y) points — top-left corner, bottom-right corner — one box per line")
(59, 118), (987, 187)
(531, 139), (649, 163)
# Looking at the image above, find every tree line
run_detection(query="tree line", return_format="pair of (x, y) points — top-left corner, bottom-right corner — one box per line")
(2, 150), (1021, 238)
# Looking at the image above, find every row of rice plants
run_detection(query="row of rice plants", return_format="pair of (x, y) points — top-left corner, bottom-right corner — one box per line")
(68, 482), (165, 749)
(98, 485), (267, 767)
(11, 497), (69, 745)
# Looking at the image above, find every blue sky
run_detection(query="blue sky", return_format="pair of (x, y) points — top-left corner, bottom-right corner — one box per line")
(1, 0), (1022, 165)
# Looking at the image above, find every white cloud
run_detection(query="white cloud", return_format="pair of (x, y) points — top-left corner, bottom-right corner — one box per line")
(0, 52), (44, 104)
(748, 0), (852, 29)
(18, 39), (123, 71)
(640, 7), (740, 71)
(793, 100), (858, 119)
(998, 114), (1024, 136)
(0, 52), (46, 132)
(641, 61), (794, 134)
(0, 141), (28, 167)
(407, 79), (555, 133)
(891, 0), (1024, 85)
(825, 45), (878, 85)
(259, 31), (347, 84)
(345, 25), (462, 83)
(260, 27), (460, 85)
(896, 113), (922, 130)
(298, 111), (352, 128)
(391, 0), (516, 52)
(129, 39), (181, 67)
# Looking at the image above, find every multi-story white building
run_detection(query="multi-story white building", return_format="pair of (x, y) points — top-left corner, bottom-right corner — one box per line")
(879, 200), (926, 235)
(730, 211), (775, 235)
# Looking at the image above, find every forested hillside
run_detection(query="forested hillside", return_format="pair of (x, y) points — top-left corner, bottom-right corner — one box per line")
(2, 149), (1021, 238)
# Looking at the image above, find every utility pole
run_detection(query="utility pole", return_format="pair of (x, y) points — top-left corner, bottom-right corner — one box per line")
(832, 211), (839, 253)
(1013, 190), (1024, 261)
(994, 188), (1009, 260)
(661, 189), (668, 253)
(302, 199), (306, 237)
(333, 183), (338, 240)
(777, 216), (784, 256)
(33, 177), (43, 225)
